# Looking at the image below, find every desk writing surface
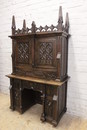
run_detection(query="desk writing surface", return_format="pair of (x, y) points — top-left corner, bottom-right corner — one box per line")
(6, 74), (67, 86)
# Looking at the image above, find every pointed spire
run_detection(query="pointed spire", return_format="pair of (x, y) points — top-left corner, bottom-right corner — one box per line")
(65, 13), (69, 33)
(57, 6), (63, 31)
(58, 6), (63, 23)
(31, 21), (36, 33)
(23, 19), (26, 30)
(12, 15), (16, 34)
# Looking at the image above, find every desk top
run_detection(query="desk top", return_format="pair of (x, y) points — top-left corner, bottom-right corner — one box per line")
(6, 74), (68, 86)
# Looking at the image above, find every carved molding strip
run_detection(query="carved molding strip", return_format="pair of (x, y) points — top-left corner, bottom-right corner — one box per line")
(15, 68), (57, 80)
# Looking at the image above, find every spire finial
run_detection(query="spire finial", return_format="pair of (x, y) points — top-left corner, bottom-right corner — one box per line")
(58, 6), (63, 23)
(12, 15), (16, 34)
(65, 13), (69, 33)
(23, 19), (26, 30)
(58, 6), (63, 31)
(31, 21), (36, 33)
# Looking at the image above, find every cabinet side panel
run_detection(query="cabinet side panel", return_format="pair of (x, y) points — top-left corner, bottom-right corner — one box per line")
(58, 82), (67, 116)
(60, 36), (68, 80)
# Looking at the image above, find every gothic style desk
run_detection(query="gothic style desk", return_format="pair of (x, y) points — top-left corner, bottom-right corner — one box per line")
(7, 6), (69, 126)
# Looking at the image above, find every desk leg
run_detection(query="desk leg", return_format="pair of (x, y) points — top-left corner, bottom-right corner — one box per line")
(19, 87), (23, 114)
(41, 94), (46, 122)
(9, 79), (15, 111)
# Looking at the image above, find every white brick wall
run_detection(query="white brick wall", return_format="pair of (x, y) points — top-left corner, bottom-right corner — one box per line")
(0, 0), (87, 118)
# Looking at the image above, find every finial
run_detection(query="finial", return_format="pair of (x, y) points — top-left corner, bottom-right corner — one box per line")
(12, 15), (16, 34)
(23, 19), (26, 30)
(57, 6), (63, 31)
(65, 13), (69, 33)
(31, 21), (36, 33)
(58, 6), (63, 23)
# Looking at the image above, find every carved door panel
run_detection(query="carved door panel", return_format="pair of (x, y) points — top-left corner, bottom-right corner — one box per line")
(16, 39), (32, 65)
(14, 38), (33, 75)
(33, 37), (57, 79)
(35, 37), (57, 69)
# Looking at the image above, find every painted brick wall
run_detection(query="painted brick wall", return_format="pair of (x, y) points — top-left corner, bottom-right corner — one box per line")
(0, 0), (87, 118)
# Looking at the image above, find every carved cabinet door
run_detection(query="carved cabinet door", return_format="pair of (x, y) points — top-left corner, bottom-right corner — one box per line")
(14, 38), (33, 75)
(35, 37), (57, 68)
(15, 39), (32, 64)
(34, 37), (58, 79)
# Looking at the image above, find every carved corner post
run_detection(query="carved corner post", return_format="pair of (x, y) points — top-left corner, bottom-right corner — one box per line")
(56, 6), (63, 81)
(31, 21), (36, 67)
(65, 13), (69, 76)
(19, 80), (23, 114)
(52, 88), (59, 127)
(9, 78), (15, 110)
(56, 36), (62, 81)
(40, 85), (46, 122)
(64, 81), (67, 112)
(11, 16), (16, 74)
(56, 7), (69, 81)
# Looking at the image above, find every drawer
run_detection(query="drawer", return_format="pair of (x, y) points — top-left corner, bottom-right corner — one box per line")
(22, 81), (45, 94)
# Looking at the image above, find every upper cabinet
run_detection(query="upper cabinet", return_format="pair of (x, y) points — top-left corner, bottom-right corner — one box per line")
(9, 6), (69, 81)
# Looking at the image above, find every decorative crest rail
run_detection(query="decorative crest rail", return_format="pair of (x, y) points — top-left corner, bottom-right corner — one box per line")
(12, 6), (69, 35)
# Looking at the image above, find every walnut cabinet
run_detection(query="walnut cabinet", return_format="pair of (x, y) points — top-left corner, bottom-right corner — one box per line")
(7, 6), (69, 126)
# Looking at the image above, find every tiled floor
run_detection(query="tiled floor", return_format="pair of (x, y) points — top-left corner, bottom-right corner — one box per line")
(0, 93), (87, 130)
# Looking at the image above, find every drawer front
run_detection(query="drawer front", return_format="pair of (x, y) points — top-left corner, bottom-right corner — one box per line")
(22, 80), (45, 94)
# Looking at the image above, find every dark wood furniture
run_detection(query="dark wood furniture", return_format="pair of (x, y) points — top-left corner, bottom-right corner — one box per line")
(7, 6), (69, 126)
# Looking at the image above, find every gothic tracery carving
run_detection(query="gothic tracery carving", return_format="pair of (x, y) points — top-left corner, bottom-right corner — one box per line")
(17, 42), (31, 64)
(39, 42), (53, 65)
